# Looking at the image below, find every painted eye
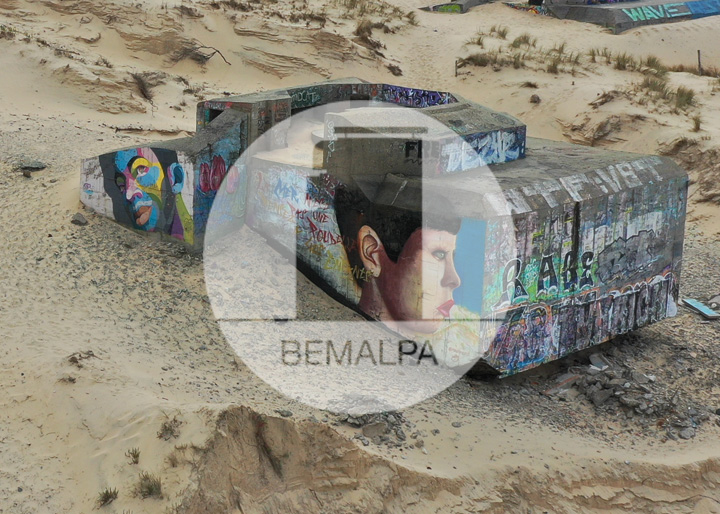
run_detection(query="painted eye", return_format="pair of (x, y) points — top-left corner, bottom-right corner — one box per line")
(432, 250), (447, 260)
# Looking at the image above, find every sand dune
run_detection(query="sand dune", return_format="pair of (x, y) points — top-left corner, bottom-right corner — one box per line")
(2, 0), (720, 512)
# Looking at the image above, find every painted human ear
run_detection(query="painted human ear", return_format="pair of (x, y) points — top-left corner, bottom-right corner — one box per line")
(168, 163), (185, 194)
(358, 225), (382, 278)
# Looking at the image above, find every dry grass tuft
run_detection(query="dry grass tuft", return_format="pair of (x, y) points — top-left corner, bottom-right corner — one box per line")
(334, 0), (396, 17)
(551, 41), (566, 55)
(157, 416), (182, 441)
(489, 24), (509, 39)
(668, 63), (720, 78)
(547, 55), (562, 74)
(97, 487), (118, 507)
(642, 55), (667, 76)
(177, 4), (204, 17)
(169, 40), (217, 65)
(640, 75), (670, 98)
(458, 51), (507, 68)
(95, 56), (113, 68)
(136, 472), (162, 499)
(675, 86), (696, 109)
(614, 52), (635, 70)
(386, 63), (402, 76)
(0, 24), (16, 39)
(511, 33), (535, 48)
(126, 447), (140, 465)
(464, 33), (484, 48)
(691, 114), (702, 132)
(353, 19), (388, 50)
(130, 72), (168, 102)
(210, 0), (254, 11)
(601, 47), (612, 63)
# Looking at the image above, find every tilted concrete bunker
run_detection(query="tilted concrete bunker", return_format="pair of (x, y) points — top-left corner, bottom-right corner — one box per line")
(544, 0), (720, 33)
(423, 0), (720, 34)
(81, 78), (687, 376)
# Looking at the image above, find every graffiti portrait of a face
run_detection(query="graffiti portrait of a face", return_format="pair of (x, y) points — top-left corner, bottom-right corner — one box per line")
(108, 148), (194, 244)
(334, 186), (462, 336)
(114, 149), (166, 230)
(362, 226), (461, 334)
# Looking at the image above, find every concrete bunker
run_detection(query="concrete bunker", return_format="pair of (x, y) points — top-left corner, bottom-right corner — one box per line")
(543, 0), (720, 33)
(431, 0), (720, 34)
(81, 78), (688, 377)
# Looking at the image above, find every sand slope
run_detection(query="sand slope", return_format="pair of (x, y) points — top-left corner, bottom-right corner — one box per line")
(1, 0), (720, 512)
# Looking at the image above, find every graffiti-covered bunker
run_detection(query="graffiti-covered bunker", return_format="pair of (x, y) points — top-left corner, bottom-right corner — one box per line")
(543, 0), (720, 34)
(81, 78), (688, 377)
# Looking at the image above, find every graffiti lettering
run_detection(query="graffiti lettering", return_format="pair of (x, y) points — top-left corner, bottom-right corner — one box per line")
(381, 85), (456, 108)
(597, 230), (659, 282)
(309, 220), (341, 244)
(294, 209), (330, 223)
(304, 240), (325, 257)
(306, 178), (335, 208)
(537, 255), (559, 294)
(563, 251), (578, 291)
(622, 2), (690, 21)
(491, 273), (675, 371)
(290, 88), (322, 109)
(273, 178), (299, 202)
(579, 251), (594, 288)
(442, 129), (526, 172)
(495, 258), (529, 308)
(496, 250), (594, 309)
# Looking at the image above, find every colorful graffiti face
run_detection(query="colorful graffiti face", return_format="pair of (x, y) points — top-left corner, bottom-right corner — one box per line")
(359, 227), (461, 335)
(109, 148), (193, 243)
(115, 149), (166, 230)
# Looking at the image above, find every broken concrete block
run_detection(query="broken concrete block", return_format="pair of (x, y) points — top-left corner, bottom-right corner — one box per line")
(590, 388), (613, 407)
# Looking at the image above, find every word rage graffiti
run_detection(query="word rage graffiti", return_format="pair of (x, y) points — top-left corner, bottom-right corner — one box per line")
(494, 251), (595, 309)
